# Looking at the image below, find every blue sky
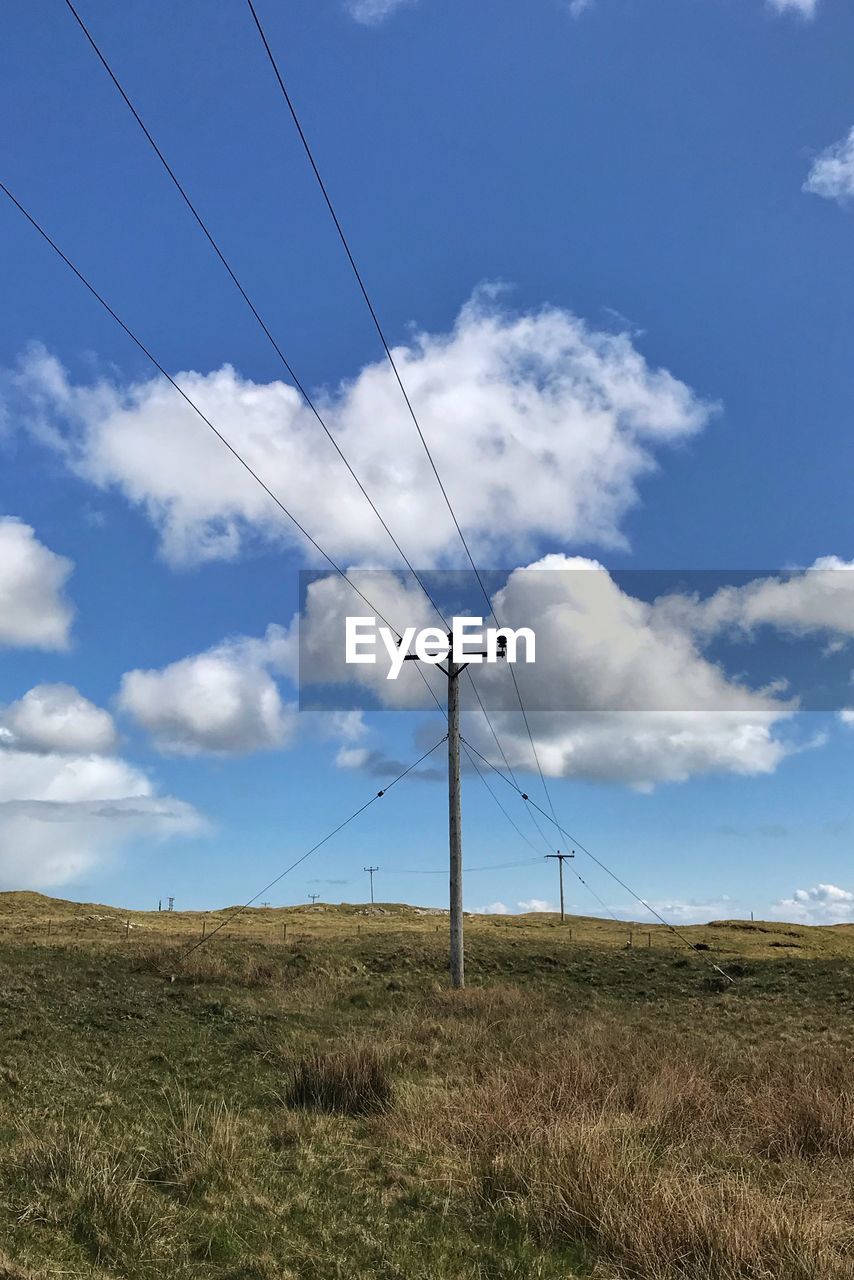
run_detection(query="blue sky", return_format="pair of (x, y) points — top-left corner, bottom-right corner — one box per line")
(1, 0), (854, 923)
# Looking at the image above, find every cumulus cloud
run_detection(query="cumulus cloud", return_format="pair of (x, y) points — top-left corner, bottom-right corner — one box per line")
(119, 626), (297, 756)
(469, 559), (803, 786)
(0, 518), (73, 650)
(479, 902), (509, 915)
(804, 127), (854, 204)
(776, 884), (854, 924)
(296, 558), (800, 786)
(517, 898), (557, 913)
(658, 558), (854, 643)
(1, 684), (117, 755)
(5, 294), (711, 569)
(0, 689), (203, 887)
(345, 0), (416, 22)
(840, 708), (854, 726)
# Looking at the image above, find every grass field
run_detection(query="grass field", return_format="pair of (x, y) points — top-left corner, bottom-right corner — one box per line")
(1, 892), (853, 1278)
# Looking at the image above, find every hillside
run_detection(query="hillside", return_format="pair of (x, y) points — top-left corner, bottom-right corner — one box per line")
(0, 893), (852, 1277)
(0, 889), (850, 960)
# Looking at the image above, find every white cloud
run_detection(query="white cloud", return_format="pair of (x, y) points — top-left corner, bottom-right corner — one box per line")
(334, 739), (444, 780)
(482, 558), (801, 785)
(0, 692), (203, 888)
(839, 708), (854, 726)
(346, 0), (817, 24)
(1, 684), (117, 755)
(119, 626), (297, 756)
(0, 518), (73, 650)
(776, 883), (854, 923)
(768, 0), (818, 15)
(658, 558), (854, 642)
(478, 899), (558, 915)
(804, 127), (854, 204)
(345, 0), (416, 23)
(294, 558), (805, 786)
(6, 294), (711, 569)
(328, 710), (368, 743)
(635, 896), (734, 924)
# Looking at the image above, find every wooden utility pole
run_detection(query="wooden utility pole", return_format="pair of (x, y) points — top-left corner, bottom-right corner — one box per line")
(447, 650), (463, 989)
(545, 850), (574, 923)
(364, 865), (379, 905)
(308, 893), (320, 906)
(404, 631), (507, 989)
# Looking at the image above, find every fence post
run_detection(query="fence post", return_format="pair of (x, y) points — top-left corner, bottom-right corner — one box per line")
(282, 922), (288, 943)
(47, 918), (51, 937)
(125, 919), (130, 938)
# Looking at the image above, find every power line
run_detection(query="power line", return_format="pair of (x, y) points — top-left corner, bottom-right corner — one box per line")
(44, 13), (611, 956)
(245, 0), (564, 834)
(460, 737), (735, 981)
(394, 858), (543, 876)
(179, 735), (446, 961)
(465, 737), (622, 921)
(17, 23), (612, 977)
(61, 0), (454, 635)
(463, 671), (555, 853)
(66, 0), (558, 875)
(60, 2), (533, 820)
(0, 183), (557, 974)
(0, 180), (455, 729)
(462, 741), (545, 856)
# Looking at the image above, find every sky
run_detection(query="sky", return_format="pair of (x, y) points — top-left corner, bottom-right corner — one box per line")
(1, 0), (854, 924)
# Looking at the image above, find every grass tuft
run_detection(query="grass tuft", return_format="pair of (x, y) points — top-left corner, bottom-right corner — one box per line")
(284, 1044), (394, 1116)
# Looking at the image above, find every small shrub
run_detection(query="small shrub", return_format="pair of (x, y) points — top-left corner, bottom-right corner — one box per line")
(285, 1045), (393, 1116)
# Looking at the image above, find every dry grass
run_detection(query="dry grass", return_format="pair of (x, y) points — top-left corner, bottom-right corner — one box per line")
(10, 1118), (185, 1275)
(145, 1091), (248, 1198)
(285, 1044), (394, 1116)
(3, 907), (854, 1277)
(7, 887), (854, 963)
(390, 1011), (854, 1279)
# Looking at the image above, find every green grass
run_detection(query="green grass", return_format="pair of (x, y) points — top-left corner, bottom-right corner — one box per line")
(0, 893), (853, 1277)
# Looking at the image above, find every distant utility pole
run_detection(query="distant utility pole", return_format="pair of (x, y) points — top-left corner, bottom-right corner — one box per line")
(364, 865), (379, 904)
(308, 893), (320, 906)
(545, 851), (574, 924)
(167, 896), (175, 913)
(404, 631), (508, 989)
